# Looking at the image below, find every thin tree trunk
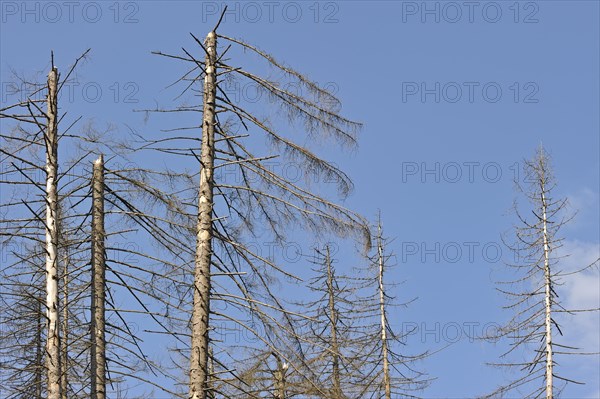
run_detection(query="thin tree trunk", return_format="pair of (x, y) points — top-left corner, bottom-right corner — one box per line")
(541, 174), (553, 399)
(91, 155), (106, 399)
(326, 246), (342, 398)
(377, 222), (391, 399)
(190, 30), (217, 399)
(45, 63), (62, 399)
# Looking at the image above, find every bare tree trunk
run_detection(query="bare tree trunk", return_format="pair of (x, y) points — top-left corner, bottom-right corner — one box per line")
(325, 246), (342, 398)
(541, 178), (553, 399)
(190, 31), (217, 399)
(45, 64), (62, 399)
(91, 155), (106, 399)
(377, 222), (391, 399)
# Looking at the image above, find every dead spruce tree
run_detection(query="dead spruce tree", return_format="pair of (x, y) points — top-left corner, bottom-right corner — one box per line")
(288, 245), (366, 398)
(354, 216), (431, 399)
(0, 50), (96, 399)
(0, 51), (133, 398)
(90, 155), (106, 399)
(43, 61), (62, 399)
(484, 146), (599, 399)
(0, 55), (71, 399)
(90, 156), (195, 397)
(143, 14), (369, 399)
(311, 246), (350, 399)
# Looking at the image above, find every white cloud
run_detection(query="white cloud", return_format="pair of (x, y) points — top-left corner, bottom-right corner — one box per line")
(587, 389), (600, 399)
(565, 188), (600, 231)
(558, 240), (599, 302)
(567, 188), (598, 211)
(556, 240), (599, 344)
(555, 239), (600, 395)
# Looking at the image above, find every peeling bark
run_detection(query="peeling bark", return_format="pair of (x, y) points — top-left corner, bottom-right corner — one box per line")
(45, 65), (62, 399)
(190, 31), (217, 399)
(91, 155), (106, 399)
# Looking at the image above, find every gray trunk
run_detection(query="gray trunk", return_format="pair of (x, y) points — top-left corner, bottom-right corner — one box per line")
(45, 65), (62, 399)
(190, 31), (217, 399)
(91, 155), (107, 399)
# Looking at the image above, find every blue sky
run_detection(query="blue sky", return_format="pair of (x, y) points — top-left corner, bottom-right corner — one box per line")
(1, 1), (599, 398)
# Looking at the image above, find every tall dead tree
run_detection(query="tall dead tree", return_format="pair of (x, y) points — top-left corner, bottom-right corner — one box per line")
(1, 62), (54, 397)
(0, 49), (120, 398)
(353, 216), (430, 399)
(275, 244), (367, 399)
(319, 244), (357, 399)
(91, 155), (107, 399)
(190, 29), (218, 399)
(144, 11), (368, 397)
(44, 62), (62, 399)
(484, 146), (600, 399)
